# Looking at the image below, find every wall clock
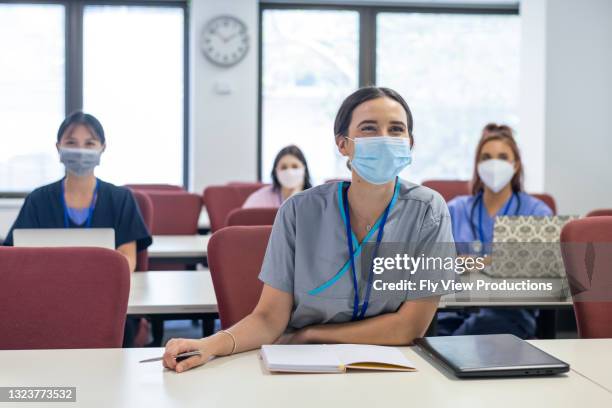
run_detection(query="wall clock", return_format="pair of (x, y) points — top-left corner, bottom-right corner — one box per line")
(200, 15), (249, 68)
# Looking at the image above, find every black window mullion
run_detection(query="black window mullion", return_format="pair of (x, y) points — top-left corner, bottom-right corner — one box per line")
(65, 0), (83, 114)
(358, 6), (376, 87)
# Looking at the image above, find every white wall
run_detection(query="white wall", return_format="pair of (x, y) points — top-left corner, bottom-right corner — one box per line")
(189, 0), (259, 193)
(543, 0), (612, 215)
(518, 0), (547, 193)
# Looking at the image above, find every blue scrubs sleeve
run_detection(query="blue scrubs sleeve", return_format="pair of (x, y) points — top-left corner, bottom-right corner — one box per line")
(258, 198), (297, 294)
(3, 195), (40, 246)
(115, 189), (152, 252)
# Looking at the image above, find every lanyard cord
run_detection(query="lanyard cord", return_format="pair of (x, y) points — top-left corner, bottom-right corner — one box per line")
(471, 191), (520, 242)
(61, 178), (99, 228)
(343, 183), (393, 321)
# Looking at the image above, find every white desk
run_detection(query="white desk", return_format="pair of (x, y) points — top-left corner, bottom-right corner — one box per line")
(126, 270), (571, 317)
(128, 271), (217, 315)
(1, 340), (611, 408)
(148, 235), (210, 263)
(531, 339), (612, 393)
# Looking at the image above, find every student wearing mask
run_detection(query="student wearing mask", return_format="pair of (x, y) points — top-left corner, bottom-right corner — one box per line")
(438, 123), (552, 338)
(163, 86), (455, 373)
(4, 111), (152, 346)
(242, 145), (312, 208)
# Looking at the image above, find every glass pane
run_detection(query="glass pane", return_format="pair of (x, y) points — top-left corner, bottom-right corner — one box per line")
(83, 5), (184, 185)
(377, 13), (520, 183)
(261, 10), (359, 183)
(0, 4), (65, 192)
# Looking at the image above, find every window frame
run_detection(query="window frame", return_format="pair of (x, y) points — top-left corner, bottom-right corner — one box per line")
(257, 1), (519, 181)
(0, 0), (189, 196)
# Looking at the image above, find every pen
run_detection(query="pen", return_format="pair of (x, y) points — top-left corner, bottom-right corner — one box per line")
(139, 350), (202, 363)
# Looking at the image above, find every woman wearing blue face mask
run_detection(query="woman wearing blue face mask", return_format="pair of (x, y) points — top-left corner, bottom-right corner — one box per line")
(4, 111), (152, 346)
(437, 123), (552, 338)
(162, 86), (455, 373)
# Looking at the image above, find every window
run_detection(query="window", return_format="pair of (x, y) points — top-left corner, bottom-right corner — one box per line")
(377, 12), (520, 183)
(83, 5), (184, 186)
(0, 2), (186, 193)
(0, 4), (65, 192)
(260, 5), (520, 184)
(261, 9), (359, 184)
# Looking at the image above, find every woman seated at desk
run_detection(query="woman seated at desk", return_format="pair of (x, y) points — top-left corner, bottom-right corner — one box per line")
(4, 111), (152, 346)
(243, 145), (313, 208)
(164, 86), (455, 373)
(437, 123), (553, 338)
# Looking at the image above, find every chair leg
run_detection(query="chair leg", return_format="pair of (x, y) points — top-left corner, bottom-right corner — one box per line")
(202, 317), (216, 337)
(150, 317), (165, 347)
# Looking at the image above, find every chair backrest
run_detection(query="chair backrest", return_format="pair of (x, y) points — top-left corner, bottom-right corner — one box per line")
(146, 191), (202, 235)
(207, 226), (272, 328)
(586, 208), (612, 217)
(125, 184), (185, 192)
(130, 190), (153, 271)
(226, 181), (267, 188)
(560, 217), (612, 338)
(422, 180), (470, 202)
(0, 247), (130, 349)
(531, 193), (557, 215)
(226, 207), (278, 227)
(203, 185), (264, 232)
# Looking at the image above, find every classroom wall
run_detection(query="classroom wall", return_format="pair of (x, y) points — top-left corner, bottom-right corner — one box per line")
(189, 0), (259, 193)
(543, 0), (612, 215)
(1, 0), (610, 238)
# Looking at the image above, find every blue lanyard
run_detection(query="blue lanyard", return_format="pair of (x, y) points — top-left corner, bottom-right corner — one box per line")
(60, 178), (99, 228)
(342, 182), (393, 321)
(476, 192), (515, 243)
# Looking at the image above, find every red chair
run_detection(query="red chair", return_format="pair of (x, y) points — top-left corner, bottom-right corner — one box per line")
(532, 193), (557, 215)
(125, 184), (185, 192)
(226, 207), (278, 227)
(587, 209), (612, 217)
(0, 247), (130, 349)
(145, 191), (202, 235)
(560, 217), (612, 338)
(130, 190), (153, 271)
(203, 185), (265, 232)
(207, 226), (272, 328)
(422, 180), (469, 202)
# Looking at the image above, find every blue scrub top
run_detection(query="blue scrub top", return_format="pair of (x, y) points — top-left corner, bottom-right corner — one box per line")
(4, 178), (152, 251)
(447, 192), (553, 252)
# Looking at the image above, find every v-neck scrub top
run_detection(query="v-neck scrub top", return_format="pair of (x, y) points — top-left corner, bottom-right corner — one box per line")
(4, 178), (152, 251)
(258, 180), (455, 330)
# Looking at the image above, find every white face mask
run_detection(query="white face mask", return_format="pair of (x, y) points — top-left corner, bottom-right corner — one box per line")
(477, 159), (515, 193)
(276, 167), (305, 189)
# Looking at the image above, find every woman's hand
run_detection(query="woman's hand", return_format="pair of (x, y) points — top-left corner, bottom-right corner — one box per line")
(163, 334), (230, 373)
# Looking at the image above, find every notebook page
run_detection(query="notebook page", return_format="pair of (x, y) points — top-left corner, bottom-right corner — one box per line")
(261, 345), (343, 372)
(332, 344), (415, 369)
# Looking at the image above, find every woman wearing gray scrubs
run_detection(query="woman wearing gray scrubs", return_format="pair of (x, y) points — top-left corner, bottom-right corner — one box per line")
(164, 86), (454, 373)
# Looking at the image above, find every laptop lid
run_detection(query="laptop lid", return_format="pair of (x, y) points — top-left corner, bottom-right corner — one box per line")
(415, 334), (569, 378)
(13, 228), (115, 250)
(487, 215), (579, 278)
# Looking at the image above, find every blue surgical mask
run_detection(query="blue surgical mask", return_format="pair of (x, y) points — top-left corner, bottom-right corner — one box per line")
(59, 147), (102, 176)
(346, 136), (412, 184)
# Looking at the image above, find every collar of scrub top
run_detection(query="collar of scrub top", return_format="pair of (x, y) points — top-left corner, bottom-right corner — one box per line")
(307, 179), (401, 316)
(470, 190), (520, 254)
(60, 177), (99, 228)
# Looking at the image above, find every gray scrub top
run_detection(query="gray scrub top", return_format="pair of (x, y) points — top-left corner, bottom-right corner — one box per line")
(258, 179), (455, 330)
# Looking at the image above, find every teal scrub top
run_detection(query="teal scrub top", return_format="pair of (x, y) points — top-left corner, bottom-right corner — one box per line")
(258, 179), (456, 330)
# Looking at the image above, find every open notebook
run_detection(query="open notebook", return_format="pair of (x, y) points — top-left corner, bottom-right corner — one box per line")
(261, 344), (416, 373)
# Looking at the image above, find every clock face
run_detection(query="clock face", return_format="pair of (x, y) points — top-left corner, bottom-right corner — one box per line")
(200, 15), (249, 67)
